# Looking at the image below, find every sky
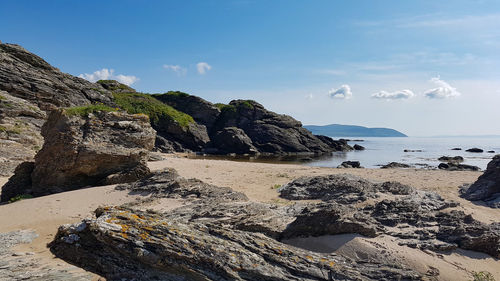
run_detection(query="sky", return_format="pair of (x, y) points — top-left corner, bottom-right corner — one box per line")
(1, 0), (500, 136)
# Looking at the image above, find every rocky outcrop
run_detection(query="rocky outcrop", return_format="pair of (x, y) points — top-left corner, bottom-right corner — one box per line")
(461, 155), (500, 208)
(153, 92), (221, 131)
(0, 43), (115, 175)
(278, 174), (413, 202)
(438, 162), (480, 171)
(466, 148), (483, 153)
(50, 171), (500, 280)
(381, 162), (412, 169)
(1, 109), (155, 201)
(212, 100), (351, 154)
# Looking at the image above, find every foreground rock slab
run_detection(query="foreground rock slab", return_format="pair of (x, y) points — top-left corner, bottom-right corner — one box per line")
(50, 171), (500, 280)
(1, 109), (156, 201)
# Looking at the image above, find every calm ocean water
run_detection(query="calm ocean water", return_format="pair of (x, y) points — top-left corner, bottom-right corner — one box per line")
(306, 136), (500, 170)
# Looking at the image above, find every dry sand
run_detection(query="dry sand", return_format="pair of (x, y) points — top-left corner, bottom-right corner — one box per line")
(0, 153), (498, 280)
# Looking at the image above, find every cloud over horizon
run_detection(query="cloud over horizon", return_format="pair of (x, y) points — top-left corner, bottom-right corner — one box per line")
(79, 68), (139, 86)
(424, 76), (461, 99)
(328, 84), (352, 99)
(196, 62), (212, 75)
(163, 64), (187, 75)
(371, 89), (415, 100)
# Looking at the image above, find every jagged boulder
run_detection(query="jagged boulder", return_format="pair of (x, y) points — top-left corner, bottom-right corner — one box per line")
(211, 127), (258, 154)
(1, 108), (156, 201)
(461, 155), (500, 208)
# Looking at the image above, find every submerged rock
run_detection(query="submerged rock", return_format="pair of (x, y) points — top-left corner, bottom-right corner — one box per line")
(466, 148), (483, 153)
(438, 156), (464, 163)
(438, 162), (480, 171)
(380, 162), (412, 169)
(461, 155), (500, 208)
(353, 144), (365, 150)
(337, 161), (362, 168)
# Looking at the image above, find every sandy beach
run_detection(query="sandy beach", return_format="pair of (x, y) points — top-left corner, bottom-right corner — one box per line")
(1, 154), (499, 280)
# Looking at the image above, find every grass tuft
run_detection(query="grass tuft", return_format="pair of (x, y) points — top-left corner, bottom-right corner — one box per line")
(9, 194), (33, 203)
(112, 92), (194, 128)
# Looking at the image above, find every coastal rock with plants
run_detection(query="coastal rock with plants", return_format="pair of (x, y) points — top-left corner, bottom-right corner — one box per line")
(1, 107), (156, 201)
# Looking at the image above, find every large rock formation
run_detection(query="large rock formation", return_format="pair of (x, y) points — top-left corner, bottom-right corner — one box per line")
(0, 43), (113, 110)
(461, 155), (500, 208)
(0, 43), (114, 175)
(211, 100), (349, 154)
(1, 108), (156, 201)
(50, 171), (500, 280)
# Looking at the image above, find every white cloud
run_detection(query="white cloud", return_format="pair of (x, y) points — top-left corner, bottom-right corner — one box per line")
(196, 62), (212, 75)
(372, 89), (415, 100)
(163, 64), (187, 75)
(328, 85), (352, 99)
(424, 76), (461, 99)
(305, 93), (314, 100)
(79, 68), (139, 86)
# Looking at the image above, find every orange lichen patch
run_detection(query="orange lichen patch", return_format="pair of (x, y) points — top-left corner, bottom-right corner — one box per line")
(120, 232), (129, 239)
(142, 226), (154, 231)
(305, 255), (313, 261)
(320, 258), (327, 263)
(130, 214), (141, 220)
(121, 224), (130, 232)
(139, 232), (149, 241)
(329, 261), (335, 267)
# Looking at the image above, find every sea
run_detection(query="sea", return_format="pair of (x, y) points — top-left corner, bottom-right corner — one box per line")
(305, 136), (500, 170)
(190, 136), (500, 170)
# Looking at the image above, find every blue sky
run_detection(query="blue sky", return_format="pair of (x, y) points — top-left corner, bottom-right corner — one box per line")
(2, 0), (500, 136)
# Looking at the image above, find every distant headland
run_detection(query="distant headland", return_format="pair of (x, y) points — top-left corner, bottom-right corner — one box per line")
(304, 124), (408, 137)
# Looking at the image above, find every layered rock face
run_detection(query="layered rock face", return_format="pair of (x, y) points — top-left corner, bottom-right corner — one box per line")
(0, 43), (113, 110)
(0, 91), (45, 176)
(0, 43), (114, 175)
(461, 155), (500, 208)
(1, 109), (156, 201)
(50, 172), (500, 280)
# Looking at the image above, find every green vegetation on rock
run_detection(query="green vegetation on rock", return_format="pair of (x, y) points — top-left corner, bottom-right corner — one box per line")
(0, 94), (5, 100)
(160, 91), (190, 98)
(471, 271), (495, 281)
(8, 194), (33, 203)
(64, 104), (118, 117)
(112, 92), (194, 128)
(0, 124), (23, 135)
(240, 100), (255, 110)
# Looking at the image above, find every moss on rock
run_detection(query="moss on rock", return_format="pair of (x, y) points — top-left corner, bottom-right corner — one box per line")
(112, 92), (194, 128)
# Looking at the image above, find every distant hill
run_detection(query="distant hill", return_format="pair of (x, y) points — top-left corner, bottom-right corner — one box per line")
(304, 124), (407, 137)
